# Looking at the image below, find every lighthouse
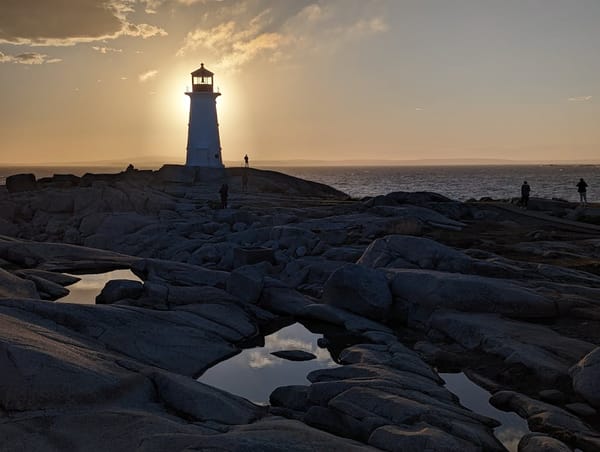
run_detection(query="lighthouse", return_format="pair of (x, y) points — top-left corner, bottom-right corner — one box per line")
(185, 63), (223, 167)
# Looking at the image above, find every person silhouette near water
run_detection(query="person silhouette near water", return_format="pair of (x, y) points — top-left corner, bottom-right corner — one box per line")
(219, 183), (229, 209)
(244, 154), (249, 167)
(577, 178), (588, 207)
(520, 181), (531, 208)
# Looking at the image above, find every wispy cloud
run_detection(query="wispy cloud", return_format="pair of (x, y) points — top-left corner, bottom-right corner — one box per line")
(139, 69), (158, 82)
(568, 96), (592, 102)
(92, 46), (123, 54)
(176, 2), (388, 72)
(0, 51), (62, 65)
(0, 0), (167, 46)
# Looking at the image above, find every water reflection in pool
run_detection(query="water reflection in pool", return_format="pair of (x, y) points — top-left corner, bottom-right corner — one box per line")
(441, 372), (530, 452)
(59, 269), (141, 304)
(199, 323), (338, 405)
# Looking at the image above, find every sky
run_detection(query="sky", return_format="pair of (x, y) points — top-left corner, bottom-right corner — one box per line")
(1, 0), (599, 166)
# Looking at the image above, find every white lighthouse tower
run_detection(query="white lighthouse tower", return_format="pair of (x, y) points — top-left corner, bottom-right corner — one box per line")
(185, 63), (224, 167)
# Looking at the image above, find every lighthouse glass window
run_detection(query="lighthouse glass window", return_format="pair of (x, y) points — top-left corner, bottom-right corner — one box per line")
(193, 76), (211, 86)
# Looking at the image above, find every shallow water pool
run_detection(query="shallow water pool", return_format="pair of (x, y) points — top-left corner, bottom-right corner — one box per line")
(441, 372), (530, 452)
(59, 269), (141, 304)
(199, 322), (338, 405)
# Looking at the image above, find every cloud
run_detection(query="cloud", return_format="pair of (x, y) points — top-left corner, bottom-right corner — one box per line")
(568, 96), (592, 102)
(139, 69), (158, 82)
(92, 46), (123, 54)
(0, 0), (167, 46)
(177, 2), (387, 72)
(0, 51), (62, 64)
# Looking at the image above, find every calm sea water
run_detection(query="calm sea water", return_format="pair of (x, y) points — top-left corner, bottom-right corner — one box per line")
(1, 164), (598, 202)
(274, 165), (599, 202)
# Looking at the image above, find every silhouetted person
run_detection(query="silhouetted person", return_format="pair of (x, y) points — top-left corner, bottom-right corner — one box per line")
(126, 163), (135, 172)
(242, 170), (248, 192)
(244, 154), (249, 168)
(219, 183), (229, 209)
(520, 181), (530, 208)
(577, 178), (588, 206)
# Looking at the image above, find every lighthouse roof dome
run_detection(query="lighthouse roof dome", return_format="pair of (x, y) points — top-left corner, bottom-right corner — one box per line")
(191, 63), (213, 77)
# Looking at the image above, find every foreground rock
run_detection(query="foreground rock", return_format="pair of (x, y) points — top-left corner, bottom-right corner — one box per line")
(1, 167), (600, 451)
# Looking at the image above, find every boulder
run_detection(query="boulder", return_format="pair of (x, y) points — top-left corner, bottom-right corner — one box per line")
(233, 247), (275, 268)
(518, 433), (572, 452)
(96, 279), (144, 304)
(270, 385), (310, 411)
(259, 284), (312, 316)
(570, 347), (600, 409)
(148, 370), (265, 424)
(6, 173), (37, 193)
(132, 258), (228, 288)
(226, 264), (266, 304)
(321, 264), (392, 321)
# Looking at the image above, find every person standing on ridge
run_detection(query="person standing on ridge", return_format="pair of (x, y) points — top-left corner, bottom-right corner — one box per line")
(520, 181), (531, 209)
(244, 154), (249, 167)
(577, 178), (588, 207)
(219, 183), (229, 209)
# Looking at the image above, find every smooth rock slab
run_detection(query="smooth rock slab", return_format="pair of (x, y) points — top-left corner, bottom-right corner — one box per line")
(369, 423), (479, 452)
(0, 268), (39, 299)
(491, 391), (599, 449)
(138, 417), (378, 452)
(388, 269), (558, 323)
(0, 409), (205, 452)
(0, 298), (248, 377)
(0, 310), (153, 411)
(431, 311), (594, 384)
(271, 350), (317, 361)
(321, 263), (392, 321)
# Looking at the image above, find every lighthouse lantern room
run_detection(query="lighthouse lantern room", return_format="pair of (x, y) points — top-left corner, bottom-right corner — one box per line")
(185, 63), (223, 167)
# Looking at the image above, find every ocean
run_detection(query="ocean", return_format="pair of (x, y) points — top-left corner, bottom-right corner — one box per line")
(1, 164), (598, 202)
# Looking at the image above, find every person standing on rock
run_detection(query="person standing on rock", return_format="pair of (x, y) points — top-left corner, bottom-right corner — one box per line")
(219, 183), (229, 209)
(577, 178), (588, 207)
(244, 154), (249, 168)
(520, 181), (531, 208)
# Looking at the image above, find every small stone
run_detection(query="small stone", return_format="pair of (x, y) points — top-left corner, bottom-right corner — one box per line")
(271, 350), (317, 361)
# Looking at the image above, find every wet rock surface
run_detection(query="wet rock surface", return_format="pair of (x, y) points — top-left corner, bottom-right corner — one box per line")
(0, 166), (599, 451)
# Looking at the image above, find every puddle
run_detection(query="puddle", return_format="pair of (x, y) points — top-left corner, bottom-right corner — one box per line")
(59, 269), (141, 304)
(199, 322), (338, 405)
(441, 372), (530, 452)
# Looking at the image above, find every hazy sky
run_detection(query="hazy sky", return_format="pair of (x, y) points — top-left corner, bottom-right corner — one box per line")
(1, 0), (599, 165)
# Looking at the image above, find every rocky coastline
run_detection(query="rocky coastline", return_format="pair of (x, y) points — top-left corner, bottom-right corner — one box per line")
(1, 165), (599, 451)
